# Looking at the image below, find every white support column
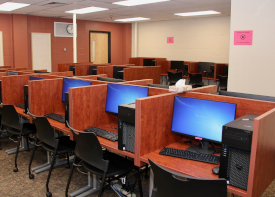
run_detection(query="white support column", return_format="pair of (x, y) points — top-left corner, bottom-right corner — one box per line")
(131, 22), (138, 57)
(73, 13), (77, 63)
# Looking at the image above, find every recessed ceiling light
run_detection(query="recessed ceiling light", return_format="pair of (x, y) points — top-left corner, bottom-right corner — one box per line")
(65, 6), (109, 14)
(113, 0), (170, 7)
(115, 17), (150, 22)
(0, 2), (30, 11)
(175, 10), (221, 17)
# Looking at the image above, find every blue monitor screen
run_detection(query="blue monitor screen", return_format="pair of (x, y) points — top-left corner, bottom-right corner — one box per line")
(62, 78), (91, 102)
(171, 96), (236, 143)
(29, 76), (44, 81)
(106, 84), (149, 114)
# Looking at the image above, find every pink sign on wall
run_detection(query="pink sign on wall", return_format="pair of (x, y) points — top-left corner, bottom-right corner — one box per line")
(234, 30), (253, 45)
(167, 37), (174, 43)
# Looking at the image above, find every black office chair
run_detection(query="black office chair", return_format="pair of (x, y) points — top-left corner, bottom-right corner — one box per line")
(167, 71), (182, 85)
(218, 75), (228, 91)
(188, 73), (204, 88)
(0, 104), (36, 172)
(28, 111), (75, 197)
(149, 159), (227, 197)
(66, 122), (143, 197)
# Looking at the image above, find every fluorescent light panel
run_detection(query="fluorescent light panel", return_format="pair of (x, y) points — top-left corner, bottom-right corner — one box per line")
(66, 6), (108, 14)
(0, 2), (30, 11)
(175, 10), (221, 17)
(115, 17), (150, 22)
(113, 0), (170, 7)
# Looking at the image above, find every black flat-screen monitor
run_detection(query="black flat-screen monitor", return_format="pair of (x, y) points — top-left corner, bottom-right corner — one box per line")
(143, 59), (155, 66)
(113, 66), (126, 79)
(89, 66), (97, 75)
(34, 70), (50, 73)
(219, 90), (275, 102)
(106, 84), (148, 114)
(170, 61), (184, 70)
(148, 84), (169, 89)
(197, 62), (214, 72)
(7, 71), (19, 76)
(97, 76), (125, 82)
(171, 96), (236, 154)
(224, 65), (228, 76)
(62, 78), (91, 102)
(69, 66), (75, 76)
(29, 76), (44, 80)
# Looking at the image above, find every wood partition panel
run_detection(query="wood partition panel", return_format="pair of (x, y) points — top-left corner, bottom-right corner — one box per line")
(143, 66), (161, 84)
(49, 71), (73, 76)
(2, 75), (28, 105)
(135, 93), (178, 166)
(69, 84), (117, 131)
(215, 63), (226, 78)
(123, 79), (153, 86)
(29, 78), (65, 116)
(75, 64), (89, 76)
(191, 85), (217, 93)
(0, 72), (7, 80)
(156, 60), (168, 74)
(97, 66), (113, 78)
(14, 68), (28, 71)
(74, 74), (107, 80)
(123, 67), (143, 81)
(248, 108), (275, 197)
(129, 58), (141, 66)
(188, 62), (198, 73)
(91, 80), (109, 85)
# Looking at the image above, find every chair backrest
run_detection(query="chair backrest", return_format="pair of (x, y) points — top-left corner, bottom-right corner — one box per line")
(67, 122), (109, 172)
(28, 111), (56, 147)
(1, 104), (22, 130)
(218, 75), (228, 88)
(188, 73), (202, 84)
(167, 72), (182, 82)
(149, 159), (227, 197)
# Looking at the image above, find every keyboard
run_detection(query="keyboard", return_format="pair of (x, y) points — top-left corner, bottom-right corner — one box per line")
(159, 147), (220, 165)
(16, 103), (25, 109)
(84, 126), (118, 142)
(45, 113), (65, 123)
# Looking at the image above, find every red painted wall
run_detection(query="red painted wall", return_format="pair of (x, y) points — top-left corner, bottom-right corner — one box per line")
(0, 14), (131, 72)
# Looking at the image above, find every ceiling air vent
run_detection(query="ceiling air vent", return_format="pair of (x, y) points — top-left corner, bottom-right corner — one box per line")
(43, 2), (67, 7)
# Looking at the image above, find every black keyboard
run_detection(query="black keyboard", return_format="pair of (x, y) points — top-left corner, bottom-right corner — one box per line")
(159, 147), (220, 165)
(16, 103), (25, 109)
(84, 126), (118, 142)
(45, 113), (65, 123)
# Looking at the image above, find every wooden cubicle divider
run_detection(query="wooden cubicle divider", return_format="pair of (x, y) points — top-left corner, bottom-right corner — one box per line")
(123, 67), (143, 81)
(129, 57), (166, 66)
(75, 64), (89, 76)
(73, 74), (107, 80)
(58, 63), (74, 72)
(48, 71), (73, 77)
(29, 78), (65, 117)
(0, 72), (7, 79)
(97, 66), (114, 78)
(2, 75), (28, 105)
(123, 79), (153, 86)
(143, 66), (161, 84)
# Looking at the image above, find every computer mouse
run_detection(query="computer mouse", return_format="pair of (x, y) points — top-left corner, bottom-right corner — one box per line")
(212, 167), (219, 175)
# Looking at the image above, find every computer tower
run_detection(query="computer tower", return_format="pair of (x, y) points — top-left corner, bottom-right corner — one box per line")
(23, 85), (28, 114)
(219, 114), (259, 191)
(118, 103), (135, 153)
(64, 92), (69, 127)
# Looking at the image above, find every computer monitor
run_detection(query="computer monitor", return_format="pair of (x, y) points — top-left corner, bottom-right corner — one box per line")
(143, 59), (155, 66)
(170, 61), (184, 70)
(62, 78), (91, 102)
(171, 96), (236, 154)
(148, 84), (169, 89)
(106, 84), (149, 114)
(224, 65), (228, 76)
(7, 71), (19, 76)
(113, 66), (126, 79)
(97, 76), (125, 82)
(69, 66), (75, 76)
(29, 76), (44, 80)
(88, 66), (97, 75)
(219, 90), (275, 102)
(34, 70), (50, 73)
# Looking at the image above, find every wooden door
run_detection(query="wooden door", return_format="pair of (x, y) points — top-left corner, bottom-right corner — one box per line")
(90, 32), (109, 64)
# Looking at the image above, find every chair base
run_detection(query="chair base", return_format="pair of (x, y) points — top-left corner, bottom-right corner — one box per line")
(5, 136), (34, 155)
(32, 151), (74, 174)
(69, 172), (99, 197)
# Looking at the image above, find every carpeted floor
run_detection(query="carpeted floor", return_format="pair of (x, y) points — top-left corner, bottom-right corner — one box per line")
(0, 137), (275, 197)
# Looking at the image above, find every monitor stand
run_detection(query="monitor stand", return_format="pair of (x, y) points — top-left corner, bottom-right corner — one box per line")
(186, 140), (215, 154)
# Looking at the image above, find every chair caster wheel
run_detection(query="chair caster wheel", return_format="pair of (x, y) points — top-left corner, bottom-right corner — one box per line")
(46, 192), (52, 197)
(13, 167), (18, 172)
(65, 164), (70, 169)
(29, 174), (34, 179)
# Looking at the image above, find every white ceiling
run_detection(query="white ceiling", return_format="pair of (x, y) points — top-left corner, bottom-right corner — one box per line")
(0, 0), (231, 22)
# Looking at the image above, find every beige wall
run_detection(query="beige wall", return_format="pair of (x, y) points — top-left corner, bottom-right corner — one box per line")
(228, 0), (275, 96)
(133, 16), (230, 63)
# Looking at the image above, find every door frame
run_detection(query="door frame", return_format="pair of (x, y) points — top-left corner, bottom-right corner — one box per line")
(89, 30), (111, 63)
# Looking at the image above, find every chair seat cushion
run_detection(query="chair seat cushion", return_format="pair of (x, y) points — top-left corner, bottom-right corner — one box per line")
(42, 136), (75, 154)
(82, 151), (135, 178)
(7, 123), (36, 136)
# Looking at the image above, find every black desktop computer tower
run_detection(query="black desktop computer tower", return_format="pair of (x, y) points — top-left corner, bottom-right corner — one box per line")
(23, 85), (28, 114)
(118, 103), (135, 153)
(219, 114), (259, 191)
(64, 92), (69, 127)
